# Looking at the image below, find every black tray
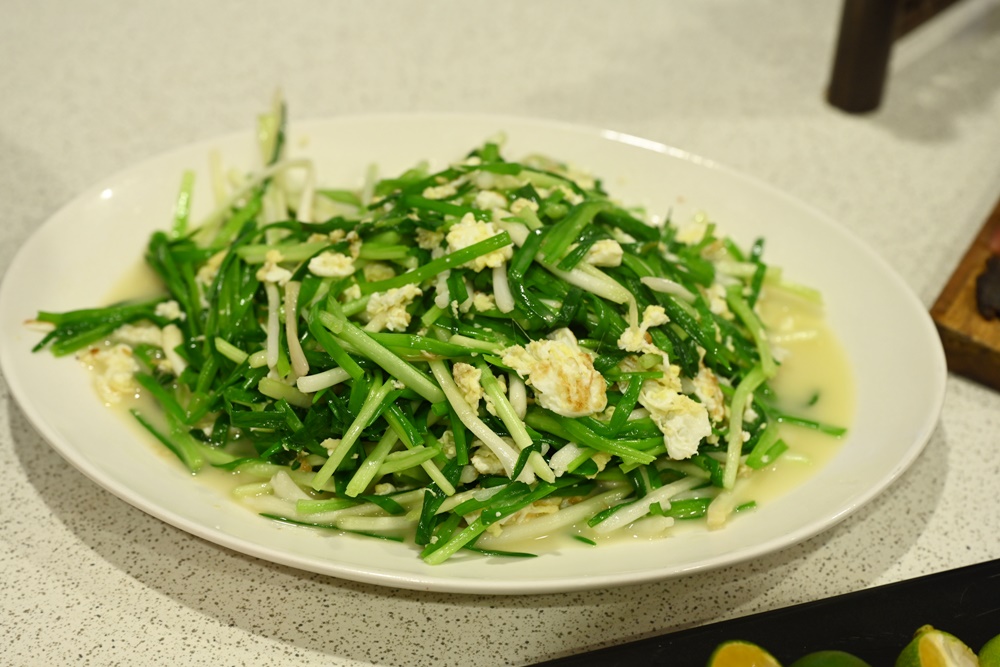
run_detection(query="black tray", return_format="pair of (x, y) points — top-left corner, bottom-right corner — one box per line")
(534, 558), (1000, 666)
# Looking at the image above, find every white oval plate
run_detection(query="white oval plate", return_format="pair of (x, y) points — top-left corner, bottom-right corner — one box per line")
(0, 115), (946, 594)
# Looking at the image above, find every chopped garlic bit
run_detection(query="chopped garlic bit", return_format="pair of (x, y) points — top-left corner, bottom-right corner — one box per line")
(502, 328), (607, 418)
(308, 251), (355, 278)
(364, 284), (422, 332)
(446, 213), (513, 272)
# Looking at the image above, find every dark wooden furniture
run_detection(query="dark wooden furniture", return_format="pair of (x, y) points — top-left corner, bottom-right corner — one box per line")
(827, 0), (966, 113)
(931, 195), (1000, 390)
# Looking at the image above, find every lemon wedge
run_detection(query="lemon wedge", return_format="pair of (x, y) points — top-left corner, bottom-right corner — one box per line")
(709, 640), (782, 667)
(895, 625), (979, 667)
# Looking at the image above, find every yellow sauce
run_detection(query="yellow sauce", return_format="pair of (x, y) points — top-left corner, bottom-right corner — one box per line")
(102, 258), (165, 303)
(733, 287), (855, 505)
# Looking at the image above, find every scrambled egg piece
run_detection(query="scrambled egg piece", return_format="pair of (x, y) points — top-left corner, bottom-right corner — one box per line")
(704, 283), (733, 319)
(433, 271), (451, 310)
(471, 442), (507, 476)
(195, 249), (227, 290)
(112, 323), (162, 347)
(256, 250), (293, 284)
(160, 324), (187, 375)
(422, 181), (459, 200)
(585, 239), (624, 267)
(308, 251), (355, 278)
(676, 216), (709, 245)
(472, 292), (496, 312)
(307, 229), (347, 244)
(363, 261), (396, 282)
(436, 429), (456, 459)
(340, 283), (362, 302)
(78, 343), (140, 405)
(474, 190), (508, 211)
(509, 198), (539, 217)
(617, 305), (669, 355)
(502, 328), (606, 418)
(639, 375), (712, 460)
(688, 363), (726, 424)
(415, 227), (444, 250)
(364, 284), (422, 332)
(619, 353), (712, 460)
(154, 300), (184, 321)
(446, 213), (513, 272)
(452, 362), (483, 409)
(344, 230), (362, 258)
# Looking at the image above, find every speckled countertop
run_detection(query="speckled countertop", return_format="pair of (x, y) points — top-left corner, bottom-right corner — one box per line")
(3, 1), (1000, 665)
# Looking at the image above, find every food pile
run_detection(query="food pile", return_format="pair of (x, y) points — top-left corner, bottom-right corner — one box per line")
(31, 101), (844, 563)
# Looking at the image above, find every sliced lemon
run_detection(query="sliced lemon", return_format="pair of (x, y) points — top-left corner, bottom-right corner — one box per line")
(709, 640), (782, 667)
(895, 625), (979, 667)
(789, 650), (872, 667)
(979, 632), (1000, 667)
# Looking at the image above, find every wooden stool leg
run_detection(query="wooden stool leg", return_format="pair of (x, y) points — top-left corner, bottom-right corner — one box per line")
(827, 0), (899, 113)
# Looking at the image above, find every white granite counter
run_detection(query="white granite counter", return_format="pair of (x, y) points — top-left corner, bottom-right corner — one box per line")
(2, 1), (1000, 665)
